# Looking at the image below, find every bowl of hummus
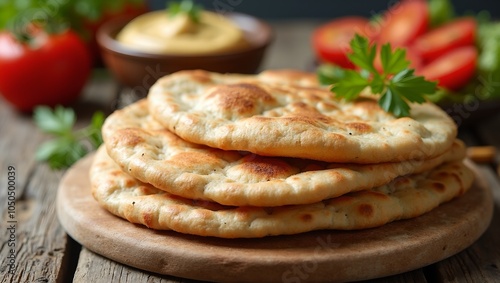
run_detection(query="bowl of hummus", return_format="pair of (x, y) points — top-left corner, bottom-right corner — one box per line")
(97, 5), (273, 93)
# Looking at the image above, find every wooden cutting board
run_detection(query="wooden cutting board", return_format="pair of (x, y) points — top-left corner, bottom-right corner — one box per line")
(57, 154), (494, 283)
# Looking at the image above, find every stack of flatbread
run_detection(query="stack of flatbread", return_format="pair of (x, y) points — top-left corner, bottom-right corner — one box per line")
(90, 69), (474, 238)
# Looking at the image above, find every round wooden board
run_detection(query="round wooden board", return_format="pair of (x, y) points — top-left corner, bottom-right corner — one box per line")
(57, 154), (494, 283)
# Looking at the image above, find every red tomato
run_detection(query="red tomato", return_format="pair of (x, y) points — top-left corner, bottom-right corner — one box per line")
(418, 46), (477, 91)
(406, 48), (423, 70)
(376, 0), (429, 47)
(312, 17), (371, 68)
(411, 17), (476, 63)
(0, 29), (91, 112)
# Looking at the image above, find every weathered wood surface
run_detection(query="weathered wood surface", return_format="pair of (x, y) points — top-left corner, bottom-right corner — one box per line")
(0, 102), (73, 283)
(73, 248), (198, 283)
(0, 20), (499, 283)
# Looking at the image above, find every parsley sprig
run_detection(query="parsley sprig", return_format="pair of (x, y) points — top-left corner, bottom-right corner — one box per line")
(167, 0), (203, 23)
(34, 106), (104, 169)
(318, 34), (437, 117)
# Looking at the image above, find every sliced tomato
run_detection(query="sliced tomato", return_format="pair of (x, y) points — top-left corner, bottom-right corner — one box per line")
(418, 46), (477, 91)
(376, 0), (429, 47)
(406, 48), (423, 70)
(411, 17), (476, 63)
(312, 17), (371, 68)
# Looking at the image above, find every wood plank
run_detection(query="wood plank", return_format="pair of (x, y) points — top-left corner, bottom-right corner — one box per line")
(72, 249), (430, 283)
(74, 248), (430, 283)
(73, 248), (197, 283)
(0, 99), (83, 282)
(0, 101), (44, 202)
(74, 248), (431, 283)
(0, 73), (117, 283)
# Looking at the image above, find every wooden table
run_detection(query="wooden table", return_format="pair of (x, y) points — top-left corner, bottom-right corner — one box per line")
(1, 20), (500, 283)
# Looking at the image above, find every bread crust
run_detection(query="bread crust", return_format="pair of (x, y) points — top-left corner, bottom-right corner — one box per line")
(91, 146), (474, 238)
(148, 70), (457, 163)
(102, 99), (465, 207)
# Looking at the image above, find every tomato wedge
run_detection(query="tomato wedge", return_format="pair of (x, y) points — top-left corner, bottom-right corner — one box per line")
(418, 46), (477, 91)
(412, 17), (476, 63)
(312, 17), (371, 68)
(376, 0), (429, 47)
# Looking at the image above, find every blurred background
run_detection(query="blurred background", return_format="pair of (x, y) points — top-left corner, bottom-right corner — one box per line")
(1, 0), (500, 114)
(147, 0), (500, 19)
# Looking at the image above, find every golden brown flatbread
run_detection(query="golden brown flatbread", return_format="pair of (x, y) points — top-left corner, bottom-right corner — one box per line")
(102, 99), (466, 206)
(90, 146), (474, 238)
(147, 70), (457, 163)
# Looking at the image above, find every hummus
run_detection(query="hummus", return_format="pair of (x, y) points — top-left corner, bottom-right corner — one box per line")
(116, 10), (247, 55)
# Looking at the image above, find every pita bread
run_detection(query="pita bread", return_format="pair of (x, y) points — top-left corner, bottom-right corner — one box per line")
(90, 145), (474, 238)
(147, 70), (457, 163)
(102, 99), (466, 206)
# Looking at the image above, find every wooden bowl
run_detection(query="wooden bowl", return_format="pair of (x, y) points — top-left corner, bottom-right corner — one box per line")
(97, 12), (273, 93)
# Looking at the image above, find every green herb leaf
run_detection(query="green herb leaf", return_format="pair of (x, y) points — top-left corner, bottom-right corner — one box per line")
(36, 138), (69, 162)
(320, 34), (438, 117)
(380, 43), (410, 75)
(168, 0), (203, 23)
(35, 137), (88, 169)
(390, 69), (437, 104)
(317, 64), (346, 85)
(347, 34), (377, 74)
(88, 111), (105, 148)
(428, 0), (455, 27)
(34, 105), (75, 135)
(379, 88), (411, 118)
(331, 70), (370, 101)
(370, 75), (386, 94)
(34, 105), (104, 170)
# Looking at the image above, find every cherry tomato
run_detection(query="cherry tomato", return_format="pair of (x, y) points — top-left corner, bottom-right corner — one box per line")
(418, 46), (477, 91)
(376, 0), (429, 47)
(312, 17), (371, 68)
(411, 17), (476, 63)
(0, 29), (91, 112)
